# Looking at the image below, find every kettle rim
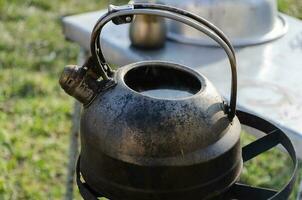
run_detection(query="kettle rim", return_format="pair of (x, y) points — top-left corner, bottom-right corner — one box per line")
(117, 61), (207, 101)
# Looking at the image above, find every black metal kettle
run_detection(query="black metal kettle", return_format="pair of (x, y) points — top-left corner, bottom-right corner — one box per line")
(58, 3), (297, 200)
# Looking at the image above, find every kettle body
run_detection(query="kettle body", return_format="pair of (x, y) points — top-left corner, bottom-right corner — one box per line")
(60, 3), (242, 200)
(80, 61), (241, 199)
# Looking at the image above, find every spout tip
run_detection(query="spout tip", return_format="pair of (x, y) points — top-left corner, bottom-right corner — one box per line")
(58, 65), (96, 105)
(59, 65), (81, 92)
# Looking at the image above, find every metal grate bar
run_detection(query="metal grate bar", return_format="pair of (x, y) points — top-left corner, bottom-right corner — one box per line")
(242, 130), (280, 162)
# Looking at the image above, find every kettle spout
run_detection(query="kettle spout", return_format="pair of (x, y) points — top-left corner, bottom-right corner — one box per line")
(59, 65), (117, 106)
(59, 65), (96, 105)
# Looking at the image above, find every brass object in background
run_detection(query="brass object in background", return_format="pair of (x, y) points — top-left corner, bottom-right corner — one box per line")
(129, 14), (166, 49)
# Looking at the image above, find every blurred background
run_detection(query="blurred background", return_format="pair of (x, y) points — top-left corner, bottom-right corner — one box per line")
(0, 0), (301, 199)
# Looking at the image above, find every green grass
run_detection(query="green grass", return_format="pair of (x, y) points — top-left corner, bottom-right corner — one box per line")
(279, 0), (302, 19)
(240, 131), (300, 200)
(0, 0), (301, 199)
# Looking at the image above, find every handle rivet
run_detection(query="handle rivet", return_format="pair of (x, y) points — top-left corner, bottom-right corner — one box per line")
(126, 16), (132, 22)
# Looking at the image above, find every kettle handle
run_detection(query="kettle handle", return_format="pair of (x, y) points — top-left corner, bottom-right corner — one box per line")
(89, 3), (238, 120)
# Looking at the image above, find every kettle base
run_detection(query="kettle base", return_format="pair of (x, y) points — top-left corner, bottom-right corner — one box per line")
(76, 155), (242, 200)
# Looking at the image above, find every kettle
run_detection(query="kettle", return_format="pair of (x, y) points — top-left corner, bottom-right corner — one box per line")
(59, 3), (241, 200)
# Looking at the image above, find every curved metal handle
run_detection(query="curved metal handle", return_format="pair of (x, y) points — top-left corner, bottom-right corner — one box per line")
(89, 3), (238, 120)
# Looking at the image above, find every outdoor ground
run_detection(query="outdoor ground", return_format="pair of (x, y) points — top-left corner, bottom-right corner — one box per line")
(0, 0), (301, 199)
